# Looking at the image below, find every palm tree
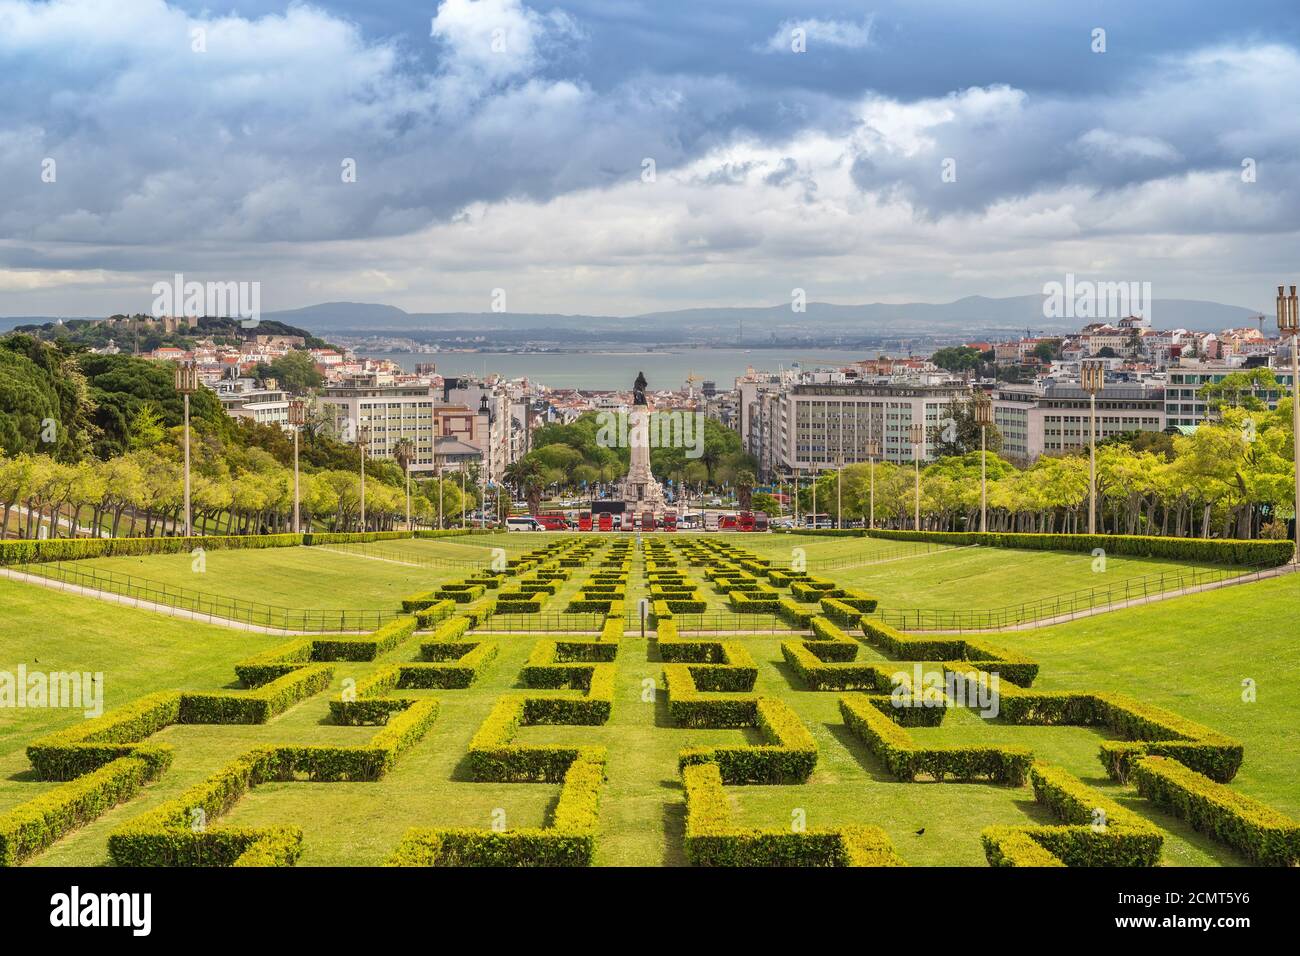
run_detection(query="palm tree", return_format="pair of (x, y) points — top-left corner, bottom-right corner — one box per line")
(504, 457), (545, 514)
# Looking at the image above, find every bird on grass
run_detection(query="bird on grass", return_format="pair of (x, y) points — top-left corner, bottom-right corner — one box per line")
(914, 827), (926, 836)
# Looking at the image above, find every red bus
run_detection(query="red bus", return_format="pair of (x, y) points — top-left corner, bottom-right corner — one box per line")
(662, 510), (677, 532)
(737, 511), (755, 532)
(718, 514), (738, 530)
(641, 511), (655, 532)
(578, 511), (593, 531)
(597, 513), (613, 531)
(754, 511), (769, 532)
(536, 513), (568, 531)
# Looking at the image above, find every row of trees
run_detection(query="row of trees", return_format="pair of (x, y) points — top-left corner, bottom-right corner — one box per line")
(791, 403), (1296, 538)
(0, 447), (477, 539)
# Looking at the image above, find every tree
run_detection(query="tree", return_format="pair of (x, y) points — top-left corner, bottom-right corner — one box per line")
(126, 403), (166, 451)
(257, 350), (324, 392)
(735, 468), (756, 509)
(930, 346), (982, 373)
(929, 399), (1003, 458)
(1033, 340), (1061, 362)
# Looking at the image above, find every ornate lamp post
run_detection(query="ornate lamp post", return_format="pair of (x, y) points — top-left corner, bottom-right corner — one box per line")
(288, 399), (307, 533)
(865, 438), (880, 531)
(1081, 359), (1106, 534)
(835, 451), (844, 530)
(173, 360), (200, 538)
(356, 422), (370, 532)
(974, 390), (994, 533)
(909, 421), (925, 530)
(1278, 285), (1300, 562)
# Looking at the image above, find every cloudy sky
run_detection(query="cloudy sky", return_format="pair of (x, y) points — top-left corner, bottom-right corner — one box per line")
(1, 0), (1298, 318)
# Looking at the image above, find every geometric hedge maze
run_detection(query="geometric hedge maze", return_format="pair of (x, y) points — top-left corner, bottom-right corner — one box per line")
(2, 534), (1297, 867)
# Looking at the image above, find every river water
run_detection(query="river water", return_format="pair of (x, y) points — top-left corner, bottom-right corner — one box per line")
(357, 347), (883, 390)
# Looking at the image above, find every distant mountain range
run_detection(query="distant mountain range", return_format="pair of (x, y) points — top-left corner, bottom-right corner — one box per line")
(2, 294), (1267, 338)
(264, 295), (1265, 337)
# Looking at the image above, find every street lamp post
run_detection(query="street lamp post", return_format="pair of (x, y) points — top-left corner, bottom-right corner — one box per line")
(437, 464), (444, 530)
(865, 439), (880, 531)
(357, 423), (369, 532)
(835, 452), (843, 530)
(288, 399), (306, 534)
(173, 361), (200, 538)
(1278, 285), (1300, 562)
(1081, 359), (1106, 534)
(909, 422), (925, 530)
(974, 390), (994, 533)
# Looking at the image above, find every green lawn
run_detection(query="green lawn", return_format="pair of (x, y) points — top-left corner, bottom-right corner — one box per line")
(60, 544), (477, 611)
(1, 535), (1294, 867)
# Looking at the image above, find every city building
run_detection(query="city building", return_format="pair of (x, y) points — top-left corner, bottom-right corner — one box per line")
(317, 377), (442, 472)
(738, 376), (970, 478)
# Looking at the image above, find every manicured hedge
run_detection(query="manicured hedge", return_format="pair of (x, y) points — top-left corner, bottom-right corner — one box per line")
(860, 619), (1040, 687)
(179, 664), (334, 724)
(0, 755), (169, 866)
(27, 692), (181, 780)
(682, 762), (904, 867)
(839, 694), (1030, 784)
(865, 530), (1293, 567)
(312, 616), (417, 662)
(1131, 756), (1300, 866)
(414, 600), (456, 628)
(677, 698), (817, 784)
(991, 688), (1243, 782)
(107, 747), (302, 866)
(386, 753), (604, 866)
(979, 763), (1163, 867)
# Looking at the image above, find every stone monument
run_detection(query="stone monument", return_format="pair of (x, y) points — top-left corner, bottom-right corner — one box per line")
(619, 371), (666, 514)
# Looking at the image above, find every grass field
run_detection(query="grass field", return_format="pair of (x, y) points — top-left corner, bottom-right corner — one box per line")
(1, 532), (1295, 867)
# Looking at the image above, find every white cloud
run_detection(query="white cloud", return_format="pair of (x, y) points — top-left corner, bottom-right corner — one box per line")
(761, 17), (874, 54)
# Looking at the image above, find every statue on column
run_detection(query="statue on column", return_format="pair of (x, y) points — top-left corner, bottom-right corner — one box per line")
(633, 371), (648, 406)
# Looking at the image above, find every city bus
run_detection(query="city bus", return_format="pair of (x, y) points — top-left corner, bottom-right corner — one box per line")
(803, 513), (832, 529)
(754, 512), (769, 532)
(536, 513), (568, 531)
(662, 510), (677, 532)
(578, 511), (593, 531)
(718, 514), (738, 531)
(597, 513), (613, 531)
(641, 511), (656, 532)
(737, 511), (755, 532)
(506, 515), (542, 531)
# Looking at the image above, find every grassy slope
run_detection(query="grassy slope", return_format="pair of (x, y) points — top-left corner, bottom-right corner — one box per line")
(1, 536), (1294, 867)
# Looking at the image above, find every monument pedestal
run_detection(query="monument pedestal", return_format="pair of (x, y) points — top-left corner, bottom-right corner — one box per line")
(619, 404), (666, 514)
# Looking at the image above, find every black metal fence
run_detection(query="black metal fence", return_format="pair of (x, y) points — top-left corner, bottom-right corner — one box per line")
(12, 561), (396, 632)
(879, 564), (1270, 631)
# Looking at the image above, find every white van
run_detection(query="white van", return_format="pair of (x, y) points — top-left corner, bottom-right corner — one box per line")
(506, 516), (542, 531)
(703, 513), (719, 531)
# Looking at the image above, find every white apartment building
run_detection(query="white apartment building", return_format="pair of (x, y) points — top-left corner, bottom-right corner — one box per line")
(318, 378), (440, 472)
(995, 383), (1165, 462)
(739, 379), (970, 478)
